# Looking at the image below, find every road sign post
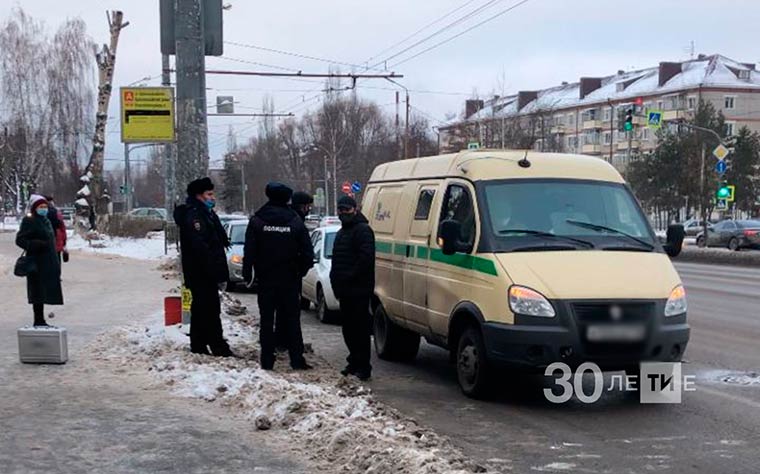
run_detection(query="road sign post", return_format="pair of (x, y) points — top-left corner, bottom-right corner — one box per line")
(647, 111), (663, 129)
(341, 181), (351, 195)
(712, 144), (729, 161)
(715, 160), (727, 175)
(351, 181), (362, 193)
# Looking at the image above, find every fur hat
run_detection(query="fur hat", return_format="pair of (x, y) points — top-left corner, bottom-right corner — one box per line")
(265, 182), (293, 204)
(186, 177), (214, 197)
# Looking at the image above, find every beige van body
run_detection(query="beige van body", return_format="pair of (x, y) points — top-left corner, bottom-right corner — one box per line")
(363, 151), (689, 396)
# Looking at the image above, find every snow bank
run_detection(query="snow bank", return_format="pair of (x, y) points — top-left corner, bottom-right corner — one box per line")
(674, 246), (760, 267)
(90, 309), (493, 474)
(67, 231), (174, 261)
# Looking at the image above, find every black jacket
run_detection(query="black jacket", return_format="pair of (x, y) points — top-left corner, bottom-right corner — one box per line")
(174, 197), (230, 288)
(16, 215), (63, 305)
(243, 202), (313, 288)
(330, 212), (375, 299)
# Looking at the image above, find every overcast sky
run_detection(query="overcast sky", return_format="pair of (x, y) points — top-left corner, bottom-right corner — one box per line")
(2, 0), (759, 171)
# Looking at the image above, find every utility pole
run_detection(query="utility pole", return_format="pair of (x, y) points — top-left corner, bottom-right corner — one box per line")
(323, 154), (329, 216)
(240, 156), (247, 214)
(161, 53), (176, 217)
(174, 0), (209, 192)
(405, 92), (410, 159)
(607, 99), (615, 163)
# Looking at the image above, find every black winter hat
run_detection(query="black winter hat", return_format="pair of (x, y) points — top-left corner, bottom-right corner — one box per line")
(265, 182), (293, 204)
(337, 195), (357, 210)
(187, 177), (214, 196)
(291, 191), (314, 206)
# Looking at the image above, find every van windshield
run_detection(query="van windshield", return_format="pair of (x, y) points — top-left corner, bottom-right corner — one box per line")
(481, 179), (655, 252)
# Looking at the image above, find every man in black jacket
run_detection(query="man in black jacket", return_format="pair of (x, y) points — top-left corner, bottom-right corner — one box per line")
(330, 195), (375, 381)
(173, 177), (234, 357)
(290, 191), (314, 221)
(243, 182), (314, 370)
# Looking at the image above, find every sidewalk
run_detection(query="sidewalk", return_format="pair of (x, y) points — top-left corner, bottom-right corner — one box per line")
(0, 234), (307, 473)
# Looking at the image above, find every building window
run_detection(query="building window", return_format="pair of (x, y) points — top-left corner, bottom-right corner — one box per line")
(739, 70), (750, 80)
(687, 96), (697, 110)
(642, 128), (650, 141)
(567, 114), (575, 126)
(604, 132), (612, 145)
(657, 100), (663, 111)
(724, 96), (736, 109)
(584, 131), (599, 145)
(582, 109), (599, 121)
(603, 108), (612, 121)
(724, 122), (736, 137)
(567, 136), (578, 149)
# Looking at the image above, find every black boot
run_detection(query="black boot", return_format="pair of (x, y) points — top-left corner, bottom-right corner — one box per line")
(33, 304), (48, 327)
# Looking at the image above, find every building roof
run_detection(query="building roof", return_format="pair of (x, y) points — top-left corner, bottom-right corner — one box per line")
(368, 150), (624, 184)
(455, 54), (759, 126)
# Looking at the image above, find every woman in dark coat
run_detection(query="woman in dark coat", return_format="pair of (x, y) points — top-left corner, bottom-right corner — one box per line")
(16, 195), (64, 326)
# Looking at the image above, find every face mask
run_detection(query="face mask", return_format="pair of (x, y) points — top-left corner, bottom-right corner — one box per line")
(204, 199), (216, 210)
(36, 208), (48, 217)
(339, 212), (355, 224)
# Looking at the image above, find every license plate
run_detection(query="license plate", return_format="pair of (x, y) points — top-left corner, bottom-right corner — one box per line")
(586, 324), (645, 342)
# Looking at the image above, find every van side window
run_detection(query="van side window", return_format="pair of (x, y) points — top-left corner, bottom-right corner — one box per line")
(414, 189), (435, 220)
(440, 185), (476, 249)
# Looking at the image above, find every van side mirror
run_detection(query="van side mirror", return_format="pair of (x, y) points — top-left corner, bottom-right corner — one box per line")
(663, 224), (685, 257)
(440, 220), (463, 255)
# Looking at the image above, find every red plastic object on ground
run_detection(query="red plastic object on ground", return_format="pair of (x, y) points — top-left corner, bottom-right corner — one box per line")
(164, 296), (182, 326)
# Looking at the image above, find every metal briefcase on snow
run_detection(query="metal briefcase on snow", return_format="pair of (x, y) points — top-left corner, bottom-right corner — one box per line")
(17, 326), (68, 364)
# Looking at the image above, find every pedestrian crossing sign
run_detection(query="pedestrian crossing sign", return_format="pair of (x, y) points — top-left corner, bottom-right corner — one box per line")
(647, 110), (663, 129)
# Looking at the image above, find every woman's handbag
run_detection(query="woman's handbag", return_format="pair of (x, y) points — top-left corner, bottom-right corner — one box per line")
(14, 251), (37, 277)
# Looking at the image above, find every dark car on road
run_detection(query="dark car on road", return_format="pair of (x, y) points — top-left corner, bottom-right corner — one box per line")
(696, 219), (760, 250)
(680, 218), (714, 237)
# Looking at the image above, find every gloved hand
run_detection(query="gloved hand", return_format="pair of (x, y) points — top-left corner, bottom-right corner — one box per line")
(62, 250), (70, 263)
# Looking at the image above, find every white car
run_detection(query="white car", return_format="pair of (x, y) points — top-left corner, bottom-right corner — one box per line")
(319, 216), (341, 227)
(223, 219), (250, 291)
(301, 225), (340, 323)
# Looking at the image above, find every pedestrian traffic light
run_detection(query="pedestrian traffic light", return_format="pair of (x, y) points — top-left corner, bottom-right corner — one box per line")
(624, 109), (634, 131)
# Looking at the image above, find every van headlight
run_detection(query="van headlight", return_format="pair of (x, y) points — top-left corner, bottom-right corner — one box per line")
(664, 285), (687, 317)
(508, 285), (556, 318)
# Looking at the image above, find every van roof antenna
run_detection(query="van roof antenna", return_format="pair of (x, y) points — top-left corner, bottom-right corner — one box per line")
(518, 150), (531, 168)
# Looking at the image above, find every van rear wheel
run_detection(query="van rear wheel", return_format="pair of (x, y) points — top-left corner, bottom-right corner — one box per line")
(456, 326), (492, 399)
(373, 305), (420, 362)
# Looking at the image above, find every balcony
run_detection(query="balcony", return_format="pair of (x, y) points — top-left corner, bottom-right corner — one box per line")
(616, 139), (640, 150)
(583, 120), (603, 130)
(663, 109), (685, 121)
(551, 124), (567, 134)
(582, 143), (601, 154)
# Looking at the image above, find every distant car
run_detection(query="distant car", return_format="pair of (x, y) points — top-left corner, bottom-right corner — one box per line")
(218, 213), (248, 227)
(680, 218), (714, 237)
(301, 226), (340, 323)
(223, 219), (250, 291)
(305, 214), (322, 231)
(60, 207), (75, 224)
(319, 216), (341, 227)
(696, 219), (760, 250)
(127, 207), (166, 231)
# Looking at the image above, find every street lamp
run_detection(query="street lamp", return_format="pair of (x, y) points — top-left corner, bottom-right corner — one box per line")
(123, 142), (160, 212)
(229, 152), (248, 214)
(308, 144), (335, 215)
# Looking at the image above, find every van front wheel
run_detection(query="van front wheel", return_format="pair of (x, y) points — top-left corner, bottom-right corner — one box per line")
(373, 305), (420, 362)
(456, 326), (492, 399)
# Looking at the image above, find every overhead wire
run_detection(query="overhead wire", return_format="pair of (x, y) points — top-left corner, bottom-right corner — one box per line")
(389, 0), (533, 68)
(224, 40), (383, 72)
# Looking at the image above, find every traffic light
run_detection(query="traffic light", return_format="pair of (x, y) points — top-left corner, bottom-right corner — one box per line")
(624, 109), (634, 131)
(717, 185), (730, 199)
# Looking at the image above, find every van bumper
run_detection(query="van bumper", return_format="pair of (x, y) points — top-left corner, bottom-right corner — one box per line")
(481, 312), (690, 372)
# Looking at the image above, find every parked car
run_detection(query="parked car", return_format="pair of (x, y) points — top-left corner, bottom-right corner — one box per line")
(218, 213), (248, 227)
(301, 225), (340, 323)
(305, 214), (322, 231)
(223, 219), (250, 291)
(60, 206), (75, 224)
(319, 215), (341, 227)
(127, 207), (166, 231)
(680, 218), (714, 237)
(696, 219), (760, 250)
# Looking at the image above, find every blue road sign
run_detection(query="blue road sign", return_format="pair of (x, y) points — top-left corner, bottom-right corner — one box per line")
(351, 181), (362, 193)
(715, 160), (727, 175)
(647, 111), (663, 129)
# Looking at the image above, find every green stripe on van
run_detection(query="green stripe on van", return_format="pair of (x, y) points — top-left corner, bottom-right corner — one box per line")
(429, 249), (498, 276)
(376, 239), (497, 277)
(376, 241), (393, 254)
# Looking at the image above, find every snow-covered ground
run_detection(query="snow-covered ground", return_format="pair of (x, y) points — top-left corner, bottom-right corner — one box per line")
(89, 305), (493, 474)
(67, 231), (175, 261)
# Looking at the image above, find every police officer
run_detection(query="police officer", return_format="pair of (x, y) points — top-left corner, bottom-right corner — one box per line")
(290, 191), (314, 221)
(173, 177), (234, 357)
(243, 183), (314, 370)
(330, 195), (375, 381)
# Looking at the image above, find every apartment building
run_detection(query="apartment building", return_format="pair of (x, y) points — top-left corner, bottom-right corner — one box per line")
(439, 54), (760, 170)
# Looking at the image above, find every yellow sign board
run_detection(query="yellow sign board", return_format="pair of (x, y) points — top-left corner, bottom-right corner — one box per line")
(181, 286), (193, 311)
(120, 87), (175, 143)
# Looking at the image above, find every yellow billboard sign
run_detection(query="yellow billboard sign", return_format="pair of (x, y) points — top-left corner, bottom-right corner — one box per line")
(120, 87), (175, 143)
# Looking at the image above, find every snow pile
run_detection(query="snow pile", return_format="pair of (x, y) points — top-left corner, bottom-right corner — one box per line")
(67, 231), (174, 261)
(90, 312), (492, 474)
(675, 246), (760, 267)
